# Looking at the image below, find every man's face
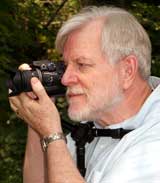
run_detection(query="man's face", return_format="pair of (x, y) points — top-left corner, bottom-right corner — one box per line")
(61, 20), (124, 122)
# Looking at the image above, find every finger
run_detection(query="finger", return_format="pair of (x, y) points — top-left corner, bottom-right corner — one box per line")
(18, 92), (36, 107)
(31, 77), (48, 101)
(26, 92), (38, 100)
(11, 93), (36, 122)
(9, 99), (18, 112)
(18, 64), (37, 99)
(9, 97), (24, 120)
(14, 109), (24, 120)
(9, 96), (22, 110)
(18, 63), (31, 71)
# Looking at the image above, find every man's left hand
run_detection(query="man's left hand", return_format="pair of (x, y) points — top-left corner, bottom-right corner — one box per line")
(9, 77), (62, 137)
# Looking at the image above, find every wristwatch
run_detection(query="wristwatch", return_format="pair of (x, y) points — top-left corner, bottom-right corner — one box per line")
(41, 132), (66, 152)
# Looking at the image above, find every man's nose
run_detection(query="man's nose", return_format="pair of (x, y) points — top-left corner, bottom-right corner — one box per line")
(61, 65), (78, 86)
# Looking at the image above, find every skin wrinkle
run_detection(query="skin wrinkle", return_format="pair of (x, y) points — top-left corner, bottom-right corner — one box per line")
(61, 19), (125, 125)
(61, 18), (152, 126)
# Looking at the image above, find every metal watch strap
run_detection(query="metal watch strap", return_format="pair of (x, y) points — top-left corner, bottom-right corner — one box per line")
(41, 132), (66, 152)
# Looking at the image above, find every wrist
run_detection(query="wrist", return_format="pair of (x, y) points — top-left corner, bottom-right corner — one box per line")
(40, 120), (63, 137)
(41, 132), (66, 152)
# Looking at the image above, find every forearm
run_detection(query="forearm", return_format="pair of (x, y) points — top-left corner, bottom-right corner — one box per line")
(23, 127), (47, 183)
(47, 139), (85, 183)
(10, 78), (84, 182)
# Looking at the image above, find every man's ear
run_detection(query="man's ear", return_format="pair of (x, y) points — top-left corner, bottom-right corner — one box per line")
(120, 55), (138, 90)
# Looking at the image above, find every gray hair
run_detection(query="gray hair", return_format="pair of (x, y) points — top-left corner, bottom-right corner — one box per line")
(55, 6), (152, 79)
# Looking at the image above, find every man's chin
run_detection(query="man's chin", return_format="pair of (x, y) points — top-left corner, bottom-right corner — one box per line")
(68, 107), (93, 122)
(68, 108), (82, 122)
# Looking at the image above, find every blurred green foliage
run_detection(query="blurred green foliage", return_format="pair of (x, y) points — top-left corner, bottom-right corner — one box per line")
(0, 0), (159, 182)
(0, 117), (27, 182)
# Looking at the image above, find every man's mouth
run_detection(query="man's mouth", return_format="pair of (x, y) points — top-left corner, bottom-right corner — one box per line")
(67, 93), (84, 98)
(66, 87), (85, 100)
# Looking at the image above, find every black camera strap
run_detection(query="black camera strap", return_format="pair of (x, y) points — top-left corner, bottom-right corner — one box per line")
(70, 122), (133, 177)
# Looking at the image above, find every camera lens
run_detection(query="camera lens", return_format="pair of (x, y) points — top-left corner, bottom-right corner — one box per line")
(41, 64), (47, 70)
(7, 60), (66, 96)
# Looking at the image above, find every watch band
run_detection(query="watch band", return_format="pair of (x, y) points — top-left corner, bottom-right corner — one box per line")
(41, 132), (66, 152)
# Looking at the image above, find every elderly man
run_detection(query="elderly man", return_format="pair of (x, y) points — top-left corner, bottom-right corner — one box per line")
(9, 6), (160, 183)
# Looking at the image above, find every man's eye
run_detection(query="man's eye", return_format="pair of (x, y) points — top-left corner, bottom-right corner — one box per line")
(77, 63), (93, 72)
(77, 63), (90, 70)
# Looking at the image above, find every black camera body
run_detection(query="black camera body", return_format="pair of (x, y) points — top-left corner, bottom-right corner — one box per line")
(7, 60), (66, 97)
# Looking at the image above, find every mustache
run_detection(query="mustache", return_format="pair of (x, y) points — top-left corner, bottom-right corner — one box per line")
(66, 87), (85, 96)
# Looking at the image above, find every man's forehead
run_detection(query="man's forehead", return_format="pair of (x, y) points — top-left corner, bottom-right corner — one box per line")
(62, 18), (107, 63)
(63, 55), (93, 63)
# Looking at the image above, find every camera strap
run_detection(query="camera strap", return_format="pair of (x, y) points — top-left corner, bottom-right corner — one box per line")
(71, 122), (133, 177)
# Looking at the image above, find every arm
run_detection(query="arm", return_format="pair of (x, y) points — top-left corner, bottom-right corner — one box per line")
(47, 138), (84, 183)
(23, 127), (47, 183)
(9, 78), (85, 183)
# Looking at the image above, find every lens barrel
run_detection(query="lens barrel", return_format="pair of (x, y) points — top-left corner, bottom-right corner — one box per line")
(7, 60), (66, 97)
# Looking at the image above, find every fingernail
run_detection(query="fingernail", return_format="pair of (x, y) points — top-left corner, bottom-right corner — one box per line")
(31, 77), (39, 84)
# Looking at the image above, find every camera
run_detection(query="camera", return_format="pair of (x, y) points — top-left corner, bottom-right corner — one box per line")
(7, 60), (66, 97)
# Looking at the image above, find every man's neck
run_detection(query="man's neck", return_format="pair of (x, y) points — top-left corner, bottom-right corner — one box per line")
(98, 80), (152, 127)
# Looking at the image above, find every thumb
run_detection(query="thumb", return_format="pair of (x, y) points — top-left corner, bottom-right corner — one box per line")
(31, 77), (47, 100)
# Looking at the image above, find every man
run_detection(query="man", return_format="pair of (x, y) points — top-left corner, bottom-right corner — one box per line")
(9, 6), (160, 183)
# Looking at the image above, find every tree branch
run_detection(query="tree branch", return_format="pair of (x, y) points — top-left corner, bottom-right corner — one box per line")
(45, 0), (68, 28)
